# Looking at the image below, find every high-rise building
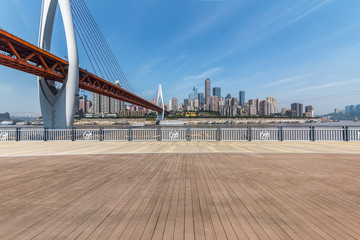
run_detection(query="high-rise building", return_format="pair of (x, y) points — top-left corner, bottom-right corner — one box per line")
(194, 98), (199, 110)
(78, 95), (87, 116)
(171, 97), (179, 111)
(239, 91), (245, 107)
(230, 97), (239, 107)
(285, 110), (297, 117)
(266, 96), (277, 114)
(346, 105), (356, 114)
(213, 87), (221, 99)
(0, 112), (11, 121)
(225, 94), (231, 100)
(86, 100), (92, 113)
(205, 78), (211, 105)
(92, 93), (101, 114)
(248, 99), (257, 116)
(188, 92), (194, 100)
(259, 100), (267, 116)
(356, 105), (360, 115)
(198, 93), (205, 107)
(193, 86), (198, 100)
(168, 99), (173, 111)
(305, 105), (314, 117)
(110, 80), (124, 113)
(187, 99), (194, 111)
(219, 97), (225, 108)
(291, 103), (303, 117)
(92, 80), (123, 115)
(100, 95), (110, 113)
(183, 99), (189, 109)
(210, 96), (219, 112)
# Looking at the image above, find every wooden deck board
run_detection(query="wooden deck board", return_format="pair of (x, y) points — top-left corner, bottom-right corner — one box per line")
(0, 153), (360, 239)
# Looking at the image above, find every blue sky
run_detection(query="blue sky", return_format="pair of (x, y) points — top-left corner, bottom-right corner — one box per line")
(1, 0), (360, 115)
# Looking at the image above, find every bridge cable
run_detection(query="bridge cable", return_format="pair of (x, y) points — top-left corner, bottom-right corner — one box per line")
(72, 0), (122, 87)
(71, 5), (104, 78)
(74, 0), (134, 92)
(71, 1), (114, 82)
(78, 0), (134, 92)
(73, 20), (97, 76)
(75, 0), (132, 91)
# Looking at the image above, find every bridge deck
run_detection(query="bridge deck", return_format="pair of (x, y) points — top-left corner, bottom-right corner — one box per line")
(0, 143), (360, 239)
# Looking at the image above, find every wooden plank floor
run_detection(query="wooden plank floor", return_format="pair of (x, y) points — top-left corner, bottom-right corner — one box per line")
(0, 153), (360, 239)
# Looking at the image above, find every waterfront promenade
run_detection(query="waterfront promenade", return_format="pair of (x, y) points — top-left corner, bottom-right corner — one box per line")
(0, 142), (360, 239)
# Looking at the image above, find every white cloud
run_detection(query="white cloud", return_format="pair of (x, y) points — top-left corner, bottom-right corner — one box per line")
(206, 0), (333, 65)
(257, 74), (312, 89)
(175, 1), (244, 44)
(282, 0), (333, 29)
(295, 79), (360, 93)
(185, 67), (223, 81)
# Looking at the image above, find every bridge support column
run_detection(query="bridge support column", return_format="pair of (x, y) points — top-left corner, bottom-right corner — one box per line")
(156, 84), (165, 122)
(38, 0), (79, 129)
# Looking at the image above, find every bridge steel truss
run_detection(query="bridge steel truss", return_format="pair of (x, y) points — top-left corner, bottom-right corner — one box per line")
(0, 29), (164, 113)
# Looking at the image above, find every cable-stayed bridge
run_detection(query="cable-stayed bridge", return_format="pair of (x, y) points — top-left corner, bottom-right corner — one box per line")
(0, 0), (165, 129)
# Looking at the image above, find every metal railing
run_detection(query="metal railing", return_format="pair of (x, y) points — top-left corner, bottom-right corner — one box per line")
(0, 126), (359, 142)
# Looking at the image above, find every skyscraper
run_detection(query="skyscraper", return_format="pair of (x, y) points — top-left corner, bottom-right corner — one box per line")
(92, 81), (123, 115)
(225, 94), (231, 100)
(193, 86), (198, 100)
(205, 78), (211, 105)
(188, 92), (194, 100)
(110, 80), (124, 113)
(291, 103), (303, 117)
(239, 91), (245, 107)
(305, 105), (314, 117)
(100, 95), (110, 113)
(198, 93), (205, 107)
(210, 96), (219, 112)
(266, 96), (277, 114)
(92, 93), (101, 114)
(168, 99), (173, 111)
(194, 98), (199, 110)
(78, 95), (87, 116)
(213, 87), (221, 99)
(86, 100), (92, 113)
(171, 97), (179, 111)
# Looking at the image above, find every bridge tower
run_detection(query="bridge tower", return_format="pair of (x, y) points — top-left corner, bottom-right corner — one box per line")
(38, 0), (79, 129)
(156, 84), (165, 121)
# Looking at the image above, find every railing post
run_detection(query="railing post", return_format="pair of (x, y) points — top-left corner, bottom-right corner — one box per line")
(310, 126), (315, 141)
(187, 127), (191, 141)
(128, 127), (133, 141)
(278, 126), (283, 141)
(247, 126), (252, 141)
(72, 127), (76, 141)
(16, 127), (20, 141)
(344, 126), (349, 141)
(100, 127), (104, 141)
(44, 128), (48, 141)
(157, 126), (162, 141)
(217, 126), (221, 141)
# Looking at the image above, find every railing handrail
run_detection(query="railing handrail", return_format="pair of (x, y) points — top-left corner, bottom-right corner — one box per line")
(0, 126), (359, 142)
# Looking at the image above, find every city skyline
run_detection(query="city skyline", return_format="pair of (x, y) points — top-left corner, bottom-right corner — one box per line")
(1, 0), (360, 115)
(165, 78), (318, 118)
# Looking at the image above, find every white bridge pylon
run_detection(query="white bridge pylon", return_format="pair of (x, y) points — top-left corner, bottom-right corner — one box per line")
(38, 0), (79, 129)
(156, 84), (165, 121)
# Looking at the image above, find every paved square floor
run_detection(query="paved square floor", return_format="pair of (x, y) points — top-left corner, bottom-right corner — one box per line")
(0, 150), (359, 239)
